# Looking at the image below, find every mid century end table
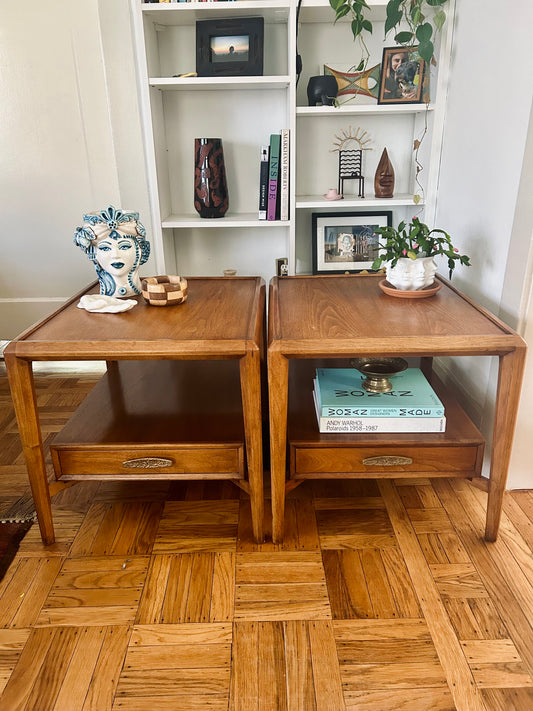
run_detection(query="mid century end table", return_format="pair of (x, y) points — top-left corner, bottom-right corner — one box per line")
(5, 277), (265, 544)
(268, 274), (526, 543)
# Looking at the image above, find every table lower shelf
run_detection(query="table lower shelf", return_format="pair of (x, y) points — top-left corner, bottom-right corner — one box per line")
(288, 360), (485, 481)
(51, 360), (246, 481)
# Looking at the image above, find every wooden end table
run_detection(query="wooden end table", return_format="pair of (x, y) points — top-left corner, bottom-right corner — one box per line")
(5, 277), (265, 544)
(268, 274), (526, 543)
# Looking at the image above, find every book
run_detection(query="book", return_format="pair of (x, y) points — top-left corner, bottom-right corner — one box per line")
(313, 386), (445, 432)
(315, 368), (445, 418)
(279, 128), (290, 221)
(267, 133), (281, 221)
(258, 145), (269, 220)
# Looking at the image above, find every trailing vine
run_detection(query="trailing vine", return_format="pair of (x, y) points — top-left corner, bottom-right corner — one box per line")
(329, 0), (449, 65)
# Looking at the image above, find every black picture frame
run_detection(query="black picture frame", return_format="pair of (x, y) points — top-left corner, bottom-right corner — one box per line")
(196, 17), (264, 77)
(378, 47), (426, 105)
(312, 211), (392, 275)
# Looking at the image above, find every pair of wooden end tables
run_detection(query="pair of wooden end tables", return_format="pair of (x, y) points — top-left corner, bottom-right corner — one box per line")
(5, 275), (526, 546)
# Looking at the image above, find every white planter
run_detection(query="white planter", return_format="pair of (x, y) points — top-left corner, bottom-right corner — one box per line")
(386, 256), (438, 291)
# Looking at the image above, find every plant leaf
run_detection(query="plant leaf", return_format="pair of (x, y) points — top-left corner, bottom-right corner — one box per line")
(416, 22), (433, 43)
(426, 0), (447, 5)
(407, 250), (417, 260)
(335, 4), (351, 22)
(329, 0), (344, 10)
(413, 194), (421, 205)
(434, 9), (446, 30)
(418, 40), (434, 64)
(395, 31), (414, 44)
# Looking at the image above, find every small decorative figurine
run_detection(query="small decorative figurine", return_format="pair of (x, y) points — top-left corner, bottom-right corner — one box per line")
(374, 147), (395, 198)
(330, 126), (372, 198)
(73, 206), (150, 298)
(306, 75), (338, 107)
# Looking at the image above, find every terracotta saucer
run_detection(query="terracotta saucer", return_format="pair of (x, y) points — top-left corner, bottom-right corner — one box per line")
(378, 279), (442, 299)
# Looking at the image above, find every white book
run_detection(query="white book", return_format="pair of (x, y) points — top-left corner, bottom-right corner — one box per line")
(280, 128), (290, 222)
(313, 388), (446, 433)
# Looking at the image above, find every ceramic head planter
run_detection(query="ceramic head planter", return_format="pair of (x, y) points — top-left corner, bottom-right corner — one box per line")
(74, 206), (151, 297)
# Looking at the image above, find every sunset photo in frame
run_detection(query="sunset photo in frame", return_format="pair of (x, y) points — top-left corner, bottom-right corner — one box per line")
(196, 17), (264, 77)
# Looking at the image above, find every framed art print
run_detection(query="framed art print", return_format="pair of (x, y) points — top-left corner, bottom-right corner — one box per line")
(196, 17), (264, 77)
(312, 211), (392, 274)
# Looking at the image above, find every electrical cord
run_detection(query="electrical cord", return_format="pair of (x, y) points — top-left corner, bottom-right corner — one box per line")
(296, 0), (303, 86)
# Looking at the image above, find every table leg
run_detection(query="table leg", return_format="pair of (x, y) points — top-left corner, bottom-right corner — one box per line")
(485, 347), (527, 541)
(4, 354), (55, 544)
(240, 350), (264, 543)
(268, 349), (289, 543)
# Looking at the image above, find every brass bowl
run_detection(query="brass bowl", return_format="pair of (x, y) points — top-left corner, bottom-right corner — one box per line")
(141, 275), (188, 306)
(350, 357), (408, 393)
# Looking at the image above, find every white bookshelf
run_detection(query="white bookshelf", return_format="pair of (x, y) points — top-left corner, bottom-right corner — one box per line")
(130, 0), (454, 279)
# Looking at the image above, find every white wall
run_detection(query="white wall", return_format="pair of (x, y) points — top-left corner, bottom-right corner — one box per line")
(0, 0), (152, 338)
(433, 0), (533, 488)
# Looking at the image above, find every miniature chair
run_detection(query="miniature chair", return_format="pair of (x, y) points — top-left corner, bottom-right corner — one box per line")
(338, 149), (365, 198)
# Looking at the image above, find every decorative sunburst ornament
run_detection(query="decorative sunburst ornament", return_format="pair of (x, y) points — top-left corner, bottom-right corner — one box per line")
(330, 127), (372, 199)
(330, 126), (372, 153)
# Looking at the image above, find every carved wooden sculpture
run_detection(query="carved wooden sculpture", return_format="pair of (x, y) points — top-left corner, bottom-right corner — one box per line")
(374, 147), (395, 198)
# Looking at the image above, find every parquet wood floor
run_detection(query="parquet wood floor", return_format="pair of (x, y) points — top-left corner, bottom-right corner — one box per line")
(1, 363), (533, 710)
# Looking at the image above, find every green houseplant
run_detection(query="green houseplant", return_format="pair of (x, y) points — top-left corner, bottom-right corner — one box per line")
(329, 0), (449, 67)
(371, 216), (471, 290)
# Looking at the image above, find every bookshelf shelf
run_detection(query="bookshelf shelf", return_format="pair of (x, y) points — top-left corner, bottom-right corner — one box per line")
(162, 213), (290, 229)
(295, 193), (421, 209)
(150, 76), (291, 91)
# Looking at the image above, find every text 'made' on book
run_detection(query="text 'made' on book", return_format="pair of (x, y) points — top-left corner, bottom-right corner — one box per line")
(315, 368), (445, 418)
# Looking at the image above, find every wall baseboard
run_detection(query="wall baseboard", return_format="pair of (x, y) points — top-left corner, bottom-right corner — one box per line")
(0, 299), (67, 340)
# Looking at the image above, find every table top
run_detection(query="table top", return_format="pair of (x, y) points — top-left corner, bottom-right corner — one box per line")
(268, 275), (524, 357)
(7, 277), (265, 360)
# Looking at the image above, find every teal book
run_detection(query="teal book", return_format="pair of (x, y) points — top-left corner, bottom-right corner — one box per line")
(315, 368), (444, 417)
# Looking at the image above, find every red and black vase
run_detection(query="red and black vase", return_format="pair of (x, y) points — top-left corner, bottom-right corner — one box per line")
(194, 138), (229, 218)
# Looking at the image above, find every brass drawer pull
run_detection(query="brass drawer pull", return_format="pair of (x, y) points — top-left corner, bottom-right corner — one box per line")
(123, 457), (173, 469)
(363, 455), (413, 466)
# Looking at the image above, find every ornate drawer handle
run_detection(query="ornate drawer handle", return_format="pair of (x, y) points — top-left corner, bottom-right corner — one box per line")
(363, 455), (413, 466)
(123, 457), (173, 469)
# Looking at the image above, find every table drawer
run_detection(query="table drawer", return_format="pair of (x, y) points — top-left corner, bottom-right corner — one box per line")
(52, 445), (244, 479)
(292, 444), (482, 477)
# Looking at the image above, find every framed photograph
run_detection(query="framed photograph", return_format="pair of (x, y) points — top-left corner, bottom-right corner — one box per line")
(196, 18), (264, 77)
(378, 47), (426, 104)
(312, 211), (392, 274)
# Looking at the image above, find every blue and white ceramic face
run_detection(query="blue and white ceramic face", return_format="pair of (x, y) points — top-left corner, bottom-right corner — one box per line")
(74, 206), (151, 298)
(96, 235), (138, 278)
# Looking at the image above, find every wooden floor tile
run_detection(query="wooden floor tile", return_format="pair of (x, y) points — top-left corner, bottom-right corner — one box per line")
(116, 623), (231, 710)
(229, 620), (345, 710)
(235, 552), (331, 621)
(481, 687), (533, 710)
(70, 501), (163, 556)
(136, 552), (235, 624)
(36, 556), (148, 627)
(154, 501), (239, 552)
(0, 629), (30, 695)
(0, 557), (63, 628)
(316, 505), (396, 549)
(1, 625), (130, 711)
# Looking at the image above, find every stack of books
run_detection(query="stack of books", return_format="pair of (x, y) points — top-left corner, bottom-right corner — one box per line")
(313, 368), (446, 433)
(258, 129), (290, 222)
